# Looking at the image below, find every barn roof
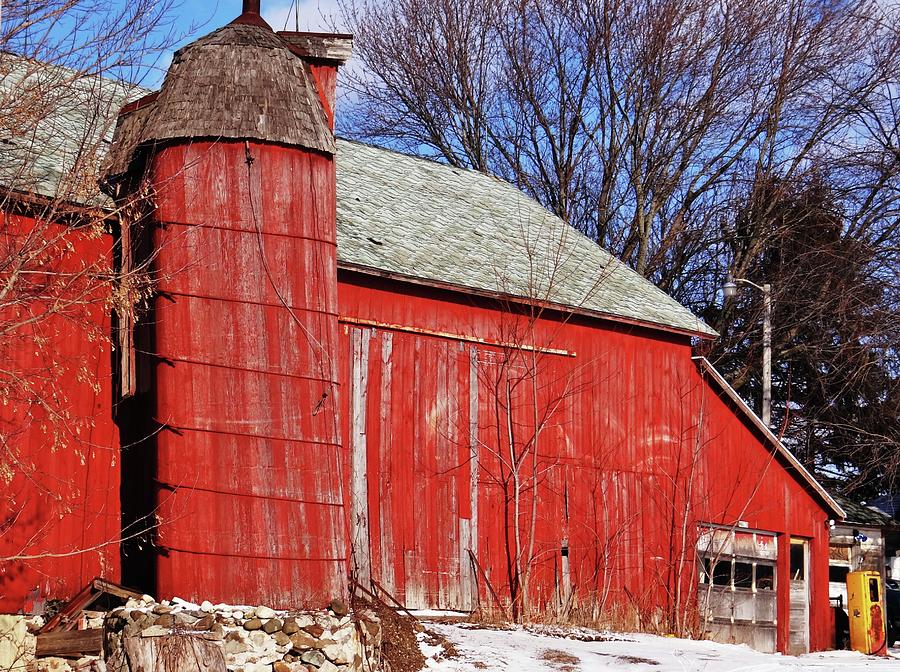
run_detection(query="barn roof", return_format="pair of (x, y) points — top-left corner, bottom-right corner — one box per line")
(0, 53), (716, 338)
(335, 139), (717, 337)
(101, 22), (334, 177)
(0, 53), (134, 205)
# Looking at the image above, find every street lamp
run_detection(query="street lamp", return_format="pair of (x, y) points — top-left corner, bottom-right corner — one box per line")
(723, 274), (773, 427)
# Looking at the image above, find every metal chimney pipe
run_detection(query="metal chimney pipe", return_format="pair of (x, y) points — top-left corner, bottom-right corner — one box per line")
(232, 0), (270, 28)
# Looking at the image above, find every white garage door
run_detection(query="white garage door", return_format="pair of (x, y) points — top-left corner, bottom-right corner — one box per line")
(697, 526), (779, 653)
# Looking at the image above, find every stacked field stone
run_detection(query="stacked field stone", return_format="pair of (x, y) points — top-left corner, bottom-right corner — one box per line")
(104, 596), (382, 672)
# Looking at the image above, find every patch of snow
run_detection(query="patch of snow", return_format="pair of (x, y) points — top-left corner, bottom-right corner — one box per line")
(420, 622), (900, 671)
(409, 609), (471, 618)
(170, 597), (200, 610)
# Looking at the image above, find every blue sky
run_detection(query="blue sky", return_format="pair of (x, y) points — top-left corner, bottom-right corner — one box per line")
(145, 0), (345, 87)
(173, 0), (342, 34)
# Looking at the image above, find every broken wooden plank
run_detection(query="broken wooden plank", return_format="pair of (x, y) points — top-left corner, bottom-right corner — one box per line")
(39, 585), (97, 633)
(40, 577), (144, 633)
(278, 33), (353, 63)
(36, 629), (102, 657)
(92, 578), (143, 602)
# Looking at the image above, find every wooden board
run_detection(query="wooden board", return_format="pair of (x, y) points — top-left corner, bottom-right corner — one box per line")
(351, 327), (373, 585)
(39, 578), (144, 633)
(789, 579), (810, 655)
(788, 538), (810, 655)
(36, 629), (102, 657)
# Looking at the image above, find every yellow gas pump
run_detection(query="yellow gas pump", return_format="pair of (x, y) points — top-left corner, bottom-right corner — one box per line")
(847, 570), (887, 655)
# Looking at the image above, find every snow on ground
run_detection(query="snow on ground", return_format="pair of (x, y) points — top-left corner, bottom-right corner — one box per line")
(409, 610), (472, 619)
(419, 622), (900, 671)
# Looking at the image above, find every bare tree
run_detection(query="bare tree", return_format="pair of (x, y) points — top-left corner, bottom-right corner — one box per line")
(702, 172), (900, 496)
(340, 0), (900, 495)
(340, 0), (896, 276)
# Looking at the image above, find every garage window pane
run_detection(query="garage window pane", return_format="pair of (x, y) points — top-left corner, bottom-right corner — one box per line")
(756, 564), (775, 590)
(734, 562), (753, 589)
(700, 557), (712, 583)
(713, 561), (731, 586)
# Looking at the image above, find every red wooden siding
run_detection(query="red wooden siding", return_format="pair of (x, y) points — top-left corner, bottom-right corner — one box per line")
(338, 273), (834, 651)
(147, 141), (348, 607)
(0, 147), (832, 657)
(0, 213), (120, 612)
(344, 328), (475, 609)
(306, 64), (338, 129)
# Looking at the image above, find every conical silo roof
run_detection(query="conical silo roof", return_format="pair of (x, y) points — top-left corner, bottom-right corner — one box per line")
(144, 21), (334, 152)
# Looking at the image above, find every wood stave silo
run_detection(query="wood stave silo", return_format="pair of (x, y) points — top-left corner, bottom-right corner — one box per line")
(102, 7), (350, 608)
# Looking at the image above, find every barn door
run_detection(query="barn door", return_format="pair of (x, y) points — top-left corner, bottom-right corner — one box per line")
(788, 538), (810, 655)
(398, 333), (469, 610)
(347, 326), (476, 611)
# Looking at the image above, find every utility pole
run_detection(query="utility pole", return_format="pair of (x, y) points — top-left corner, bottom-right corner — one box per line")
(761, 283), (771, 427)
(723, 275), (773, 427)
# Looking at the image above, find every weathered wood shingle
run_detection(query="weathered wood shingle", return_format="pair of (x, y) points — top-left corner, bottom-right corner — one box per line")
(146, 24), (334, 151)
(101, 21), (334, 183)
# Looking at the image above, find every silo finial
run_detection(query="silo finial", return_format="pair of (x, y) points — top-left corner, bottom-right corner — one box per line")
(233, 0), (271, 28)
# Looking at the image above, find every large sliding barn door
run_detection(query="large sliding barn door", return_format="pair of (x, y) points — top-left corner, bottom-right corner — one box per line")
(347, 326), (477, 610)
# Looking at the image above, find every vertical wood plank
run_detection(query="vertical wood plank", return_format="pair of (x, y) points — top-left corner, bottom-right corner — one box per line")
(468, 347), (480, 609)
(460, 518), (472, 611)
(378, 332), (396, 594)
(351, 327), (372, 585)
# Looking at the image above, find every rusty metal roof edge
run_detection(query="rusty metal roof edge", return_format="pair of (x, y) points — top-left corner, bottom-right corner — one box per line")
(692, 356), (846, 520)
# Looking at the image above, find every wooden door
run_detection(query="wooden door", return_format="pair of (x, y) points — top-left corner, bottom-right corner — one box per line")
(788, 537), (810, 655)
(348, 327), (476, 611)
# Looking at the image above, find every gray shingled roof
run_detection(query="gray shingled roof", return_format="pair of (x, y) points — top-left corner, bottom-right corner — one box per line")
(0, 54), (137, 205)
(1, 54), (715, 337)
(832, 494), (891, 527)
(335, 139), (716, 337)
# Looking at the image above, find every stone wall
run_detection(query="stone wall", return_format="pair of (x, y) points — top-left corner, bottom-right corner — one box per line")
(103, 597), (382, 672)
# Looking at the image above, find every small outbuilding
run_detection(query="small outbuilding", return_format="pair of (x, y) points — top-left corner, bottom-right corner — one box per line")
(827, 494), (892, 648)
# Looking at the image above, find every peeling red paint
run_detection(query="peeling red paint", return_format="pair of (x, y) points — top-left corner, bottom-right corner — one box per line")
(337, 273), (834, 652)
(0, 213), (120, 612)
(148, 141), (347, 608)
(0, 179), (834, 654)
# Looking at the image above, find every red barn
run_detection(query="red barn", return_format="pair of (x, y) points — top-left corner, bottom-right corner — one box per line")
(0, 0), (843, 656)
(0, 54), (128, 610)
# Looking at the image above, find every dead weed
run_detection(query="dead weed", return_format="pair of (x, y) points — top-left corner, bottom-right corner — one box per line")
(539, 648), (580, 671)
